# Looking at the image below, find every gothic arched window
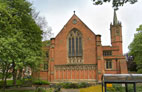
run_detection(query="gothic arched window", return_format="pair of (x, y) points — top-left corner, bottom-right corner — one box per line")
(68, 28), (83, 63)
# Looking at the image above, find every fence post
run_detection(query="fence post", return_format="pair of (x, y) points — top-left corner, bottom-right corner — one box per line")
(125, 83), (128, 92)
(133, 83), (136, 92)
(105, 83), (107, 92)
(102, 82), (103, 92)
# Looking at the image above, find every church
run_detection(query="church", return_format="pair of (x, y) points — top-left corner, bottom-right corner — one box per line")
(36, 10), (128, 83)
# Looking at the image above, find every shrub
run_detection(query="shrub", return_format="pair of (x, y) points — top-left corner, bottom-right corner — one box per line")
(21, 78), (32, 87)
(56, 83), (63, 88)
(56, 82), (72, 88)
(78, 82), (89, 88)
(60, 82), (90, 88)
(35, 87), (46, 92)
(32, 80), (50, 85)
(56, 82), (92, 89)
(62, 82), (72, 88)
(69, 83), (79, 88)
(46, 88), (53, 92)
(57, 82), (82, 89)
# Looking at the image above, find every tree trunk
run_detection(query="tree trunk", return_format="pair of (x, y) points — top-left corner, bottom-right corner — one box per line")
(17, 68), (23, 80)
(2, 70), (6, 90)
(2, 64), (5, 81)
(3, 74), (7, 91)
(13, 70), (17, 86)
(2, 63), (6, 89)
(3, 64), (9, 92)
(12, 62), (17, 86)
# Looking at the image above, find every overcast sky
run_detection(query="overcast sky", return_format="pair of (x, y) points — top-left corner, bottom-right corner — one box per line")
(28, 0), (142, 54)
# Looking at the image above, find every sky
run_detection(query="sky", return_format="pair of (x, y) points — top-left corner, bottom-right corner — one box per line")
(28, 0), (142, 54)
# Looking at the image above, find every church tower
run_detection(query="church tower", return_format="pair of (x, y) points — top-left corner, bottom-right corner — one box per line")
(110, 10), (123, 54)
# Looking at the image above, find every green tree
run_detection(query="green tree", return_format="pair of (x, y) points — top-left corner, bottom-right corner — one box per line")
(0, 0), (42, 88)
(32, 9), (53, 41)
(128, 24), (142, 73)
(93, 0), (137, 9)
(0, 31), (25, 89)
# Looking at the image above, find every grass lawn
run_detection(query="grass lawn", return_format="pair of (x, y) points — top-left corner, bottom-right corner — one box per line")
(80, 85), (104, 92)
(80, 84), (142, 92)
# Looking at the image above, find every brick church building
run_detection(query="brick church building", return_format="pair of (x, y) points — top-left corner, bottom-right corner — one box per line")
(37, 10), (128, 82)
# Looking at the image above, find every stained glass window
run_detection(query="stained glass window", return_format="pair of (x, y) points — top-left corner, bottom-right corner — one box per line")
(79, 37), (82, 56)
(68, 29), (82, 57)
(72, 38), (75, 56)
(69, 38), (71, 56)
(76, 37), (78, 56)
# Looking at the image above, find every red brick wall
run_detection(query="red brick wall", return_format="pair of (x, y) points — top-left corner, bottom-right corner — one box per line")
(46, 14), (128, 82)
(54, 14), (97, 65)
(39, 72), (48, 80)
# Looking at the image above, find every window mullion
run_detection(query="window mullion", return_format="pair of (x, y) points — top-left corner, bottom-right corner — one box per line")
(68, 29), (82, 64)
(69, 37), (71, 57)
(76, 37), (79, 56)
(71, 37), (72, 57)
(75, 36), (76, 57)
(72, 37), (75, 56)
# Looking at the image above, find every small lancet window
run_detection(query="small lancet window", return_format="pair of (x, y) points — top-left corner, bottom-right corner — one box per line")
(103, 50), (112, 56)
(106, 60), (112, 69)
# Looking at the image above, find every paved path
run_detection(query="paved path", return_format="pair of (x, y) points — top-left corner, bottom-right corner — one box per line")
(61, 89), (80, 92)
(4, 87), (80, 92)
(5, 87), (36, 90)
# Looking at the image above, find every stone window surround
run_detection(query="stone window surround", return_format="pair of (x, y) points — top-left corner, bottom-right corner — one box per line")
(67, 28), (83, 64)
(103, 50), (112, 56)
(105, 59), (113, 70)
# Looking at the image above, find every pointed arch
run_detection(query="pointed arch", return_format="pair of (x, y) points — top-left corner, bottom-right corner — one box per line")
(67, 28), (83, 64)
